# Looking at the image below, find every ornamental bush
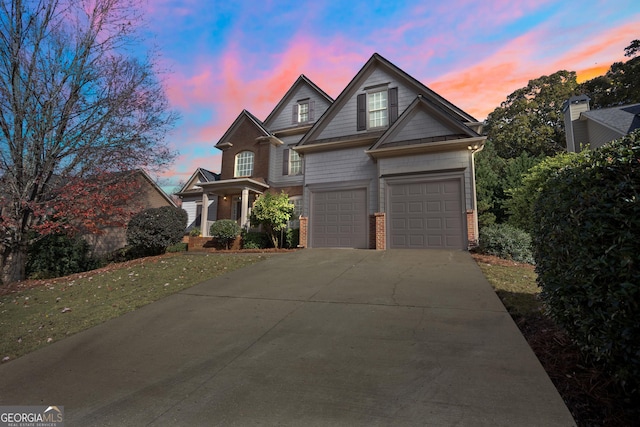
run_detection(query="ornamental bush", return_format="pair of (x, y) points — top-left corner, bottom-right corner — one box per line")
(242, 231), (270, 249)
(127, 206), (188, 256)
(532, 130), (640, 391)
(210, 220), (241, 249)
(478, 223), (534, 264)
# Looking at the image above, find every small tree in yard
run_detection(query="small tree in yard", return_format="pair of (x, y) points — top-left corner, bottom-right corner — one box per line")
(250, 192), (294, 248)
(209, 220), (241, 250)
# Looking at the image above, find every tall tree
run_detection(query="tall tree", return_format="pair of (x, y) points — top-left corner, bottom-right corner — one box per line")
(484, 70), (578, 158)
(0, 0), (178, 284)
(578, 39), (640, 108)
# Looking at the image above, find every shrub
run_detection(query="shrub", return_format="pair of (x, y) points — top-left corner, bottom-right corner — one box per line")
(242, 231), (270, 249)
(167, 242), (188, 253)
(210, 220), (241, 250)
(27, 233), (102, 279)
(188, 227), (201, 237)
(126, 206), (188, 256)
(478, 223), (534, 264)
(532, 130), (640, 391)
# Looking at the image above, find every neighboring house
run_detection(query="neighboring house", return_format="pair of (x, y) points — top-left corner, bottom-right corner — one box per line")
(179, 75), (333, 236)
(179, 53), (485, 250)
(175, 168), (220, 233)
(564, 95), (640, 152)
(296, 53), (485, 250)
(84, 169), (177, 255)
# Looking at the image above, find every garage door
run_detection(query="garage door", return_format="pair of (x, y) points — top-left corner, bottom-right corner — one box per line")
(311, 189), (367, 248)
(389, 179), (464, 249)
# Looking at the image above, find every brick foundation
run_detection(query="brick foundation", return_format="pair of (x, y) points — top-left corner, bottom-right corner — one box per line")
(374, 212), (386, 250)
(188, 236), (242, 252)
(466, 210), (478, 248)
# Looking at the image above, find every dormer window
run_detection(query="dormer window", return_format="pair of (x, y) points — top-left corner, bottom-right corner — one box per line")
(234, 151), (254, 177)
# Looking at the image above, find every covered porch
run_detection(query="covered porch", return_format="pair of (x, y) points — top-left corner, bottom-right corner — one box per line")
(197, 178), (269, 237)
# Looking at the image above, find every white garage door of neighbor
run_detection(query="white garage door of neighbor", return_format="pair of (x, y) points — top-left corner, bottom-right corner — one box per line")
(389, 179), (465, 249)
(311, 189), (367, 248)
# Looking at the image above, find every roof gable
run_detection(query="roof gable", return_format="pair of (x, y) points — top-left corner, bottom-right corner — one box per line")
(263, 75), (333, 132)
(215, 109), (270, 149)
(178, 167), (219, 193)
(370, 96), (480, 151)
(298, 53), (478, 147)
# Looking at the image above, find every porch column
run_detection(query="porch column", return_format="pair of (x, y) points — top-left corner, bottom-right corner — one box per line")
(240, 188), (249, 229)
(201, 192), (209, 237)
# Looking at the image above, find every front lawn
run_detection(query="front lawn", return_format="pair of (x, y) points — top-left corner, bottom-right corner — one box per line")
(0, 253), (270, 363)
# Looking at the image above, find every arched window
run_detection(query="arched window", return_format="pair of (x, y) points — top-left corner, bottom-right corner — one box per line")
(234, 151), (254, 177)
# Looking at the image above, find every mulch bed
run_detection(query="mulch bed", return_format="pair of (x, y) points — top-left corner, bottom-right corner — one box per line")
(473, 253), (639, 426)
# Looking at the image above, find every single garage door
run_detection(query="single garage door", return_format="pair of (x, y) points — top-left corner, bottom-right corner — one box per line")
(389, 179), (464, 249)
(311, 189), (367, 248)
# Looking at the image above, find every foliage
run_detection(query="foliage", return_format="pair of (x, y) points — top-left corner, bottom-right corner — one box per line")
(285, 228), (300, 249)
(242, 231), (270, 249)
(484, 70), (578, 158)
(166, 242), (188, 253)
(506, 151), (585, 233)
(578, 40), (640, 109)
(26, 234), (102, 279)
(250, 192), (295, 248)
(209, 220), (241, 250)
(126, 207), (188, 256)
(478, 224), (534, 264)
(189, 227), (201, 237)
(532, 130), (640, 390)
(0, 0), (177, 285)
(474, 140), (542, 227)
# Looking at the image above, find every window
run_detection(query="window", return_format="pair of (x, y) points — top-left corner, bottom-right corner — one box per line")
(298, 101), (309, 123)
(357, 87), (398, 131)
(368, 90), (388, 128)
(288, 196), (302, 228)
(282, 147), (302, 176)
(292, 99), (314, 124)
(234, 151), (254, 177)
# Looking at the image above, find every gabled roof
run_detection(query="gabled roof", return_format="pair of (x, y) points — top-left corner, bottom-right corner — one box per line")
(263, 75), (334, 127)
(215, 109), (271, 149)
(177, 167), (219, 195)
(581, 103), (640, 135)
(366, 96), (485, 158)
(298, 53), (478, 147)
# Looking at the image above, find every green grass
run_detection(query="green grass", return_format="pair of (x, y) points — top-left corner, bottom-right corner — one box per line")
(474, 259), (541, 317)
(0, 253), (269, 362)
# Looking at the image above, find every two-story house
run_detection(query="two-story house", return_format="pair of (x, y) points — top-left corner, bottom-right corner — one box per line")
(179, 53), (485, 250)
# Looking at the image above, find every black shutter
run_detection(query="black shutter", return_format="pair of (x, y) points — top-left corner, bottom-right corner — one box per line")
(309, 100), (315, 121)
(292, 104), (298, 124)
(389, 87), (398, 124)
(357, 93), (366, 131)
(282, 149), (289, 175)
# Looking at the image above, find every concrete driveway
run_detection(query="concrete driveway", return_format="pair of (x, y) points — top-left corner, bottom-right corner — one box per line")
(0, 249), (575, 426)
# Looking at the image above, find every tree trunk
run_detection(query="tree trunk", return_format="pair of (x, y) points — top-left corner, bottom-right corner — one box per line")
(0, 242), (27, 285)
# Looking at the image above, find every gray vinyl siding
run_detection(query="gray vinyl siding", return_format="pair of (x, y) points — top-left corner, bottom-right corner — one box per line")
(377, 151), (473, 212)
(586, 120), (624, 150)
(572, 121), (589, 152)
(317, 68), (415, 140)
(182, 196), (217, 230)
(269, 134), (304, 186)
(391, 109), (456, 141)
(303, 147), (377, 215)
(266, 85), (332, 131)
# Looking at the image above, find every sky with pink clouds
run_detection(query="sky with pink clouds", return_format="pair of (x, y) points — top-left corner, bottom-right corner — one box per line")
(143, 0), (640, 192)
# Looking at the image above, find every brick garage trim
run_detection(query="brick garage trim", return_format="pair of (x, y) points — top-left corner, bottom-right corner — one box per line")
(374, 212), (386, 250)
(299, 216), (308, 248)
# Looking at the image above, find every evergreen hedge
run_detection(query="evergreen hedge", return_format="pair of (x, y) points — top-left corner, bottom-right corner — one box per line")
(532, 130), (640, 391)
(126, 206), (188, 256)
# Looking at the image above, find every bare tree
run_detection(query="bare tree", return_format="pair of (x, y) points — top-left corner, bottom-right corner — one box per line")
(0, 0), (178, 284)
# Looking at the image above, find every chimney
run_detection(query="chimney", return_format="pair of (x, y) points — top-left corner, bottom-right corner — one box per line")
(562, 95), (590, 152)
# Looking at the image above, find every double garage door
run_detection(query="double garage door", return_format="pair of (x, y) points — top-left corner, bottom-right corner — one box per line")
(388, 179), (465, 249)
(310, 179), (465, 249)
